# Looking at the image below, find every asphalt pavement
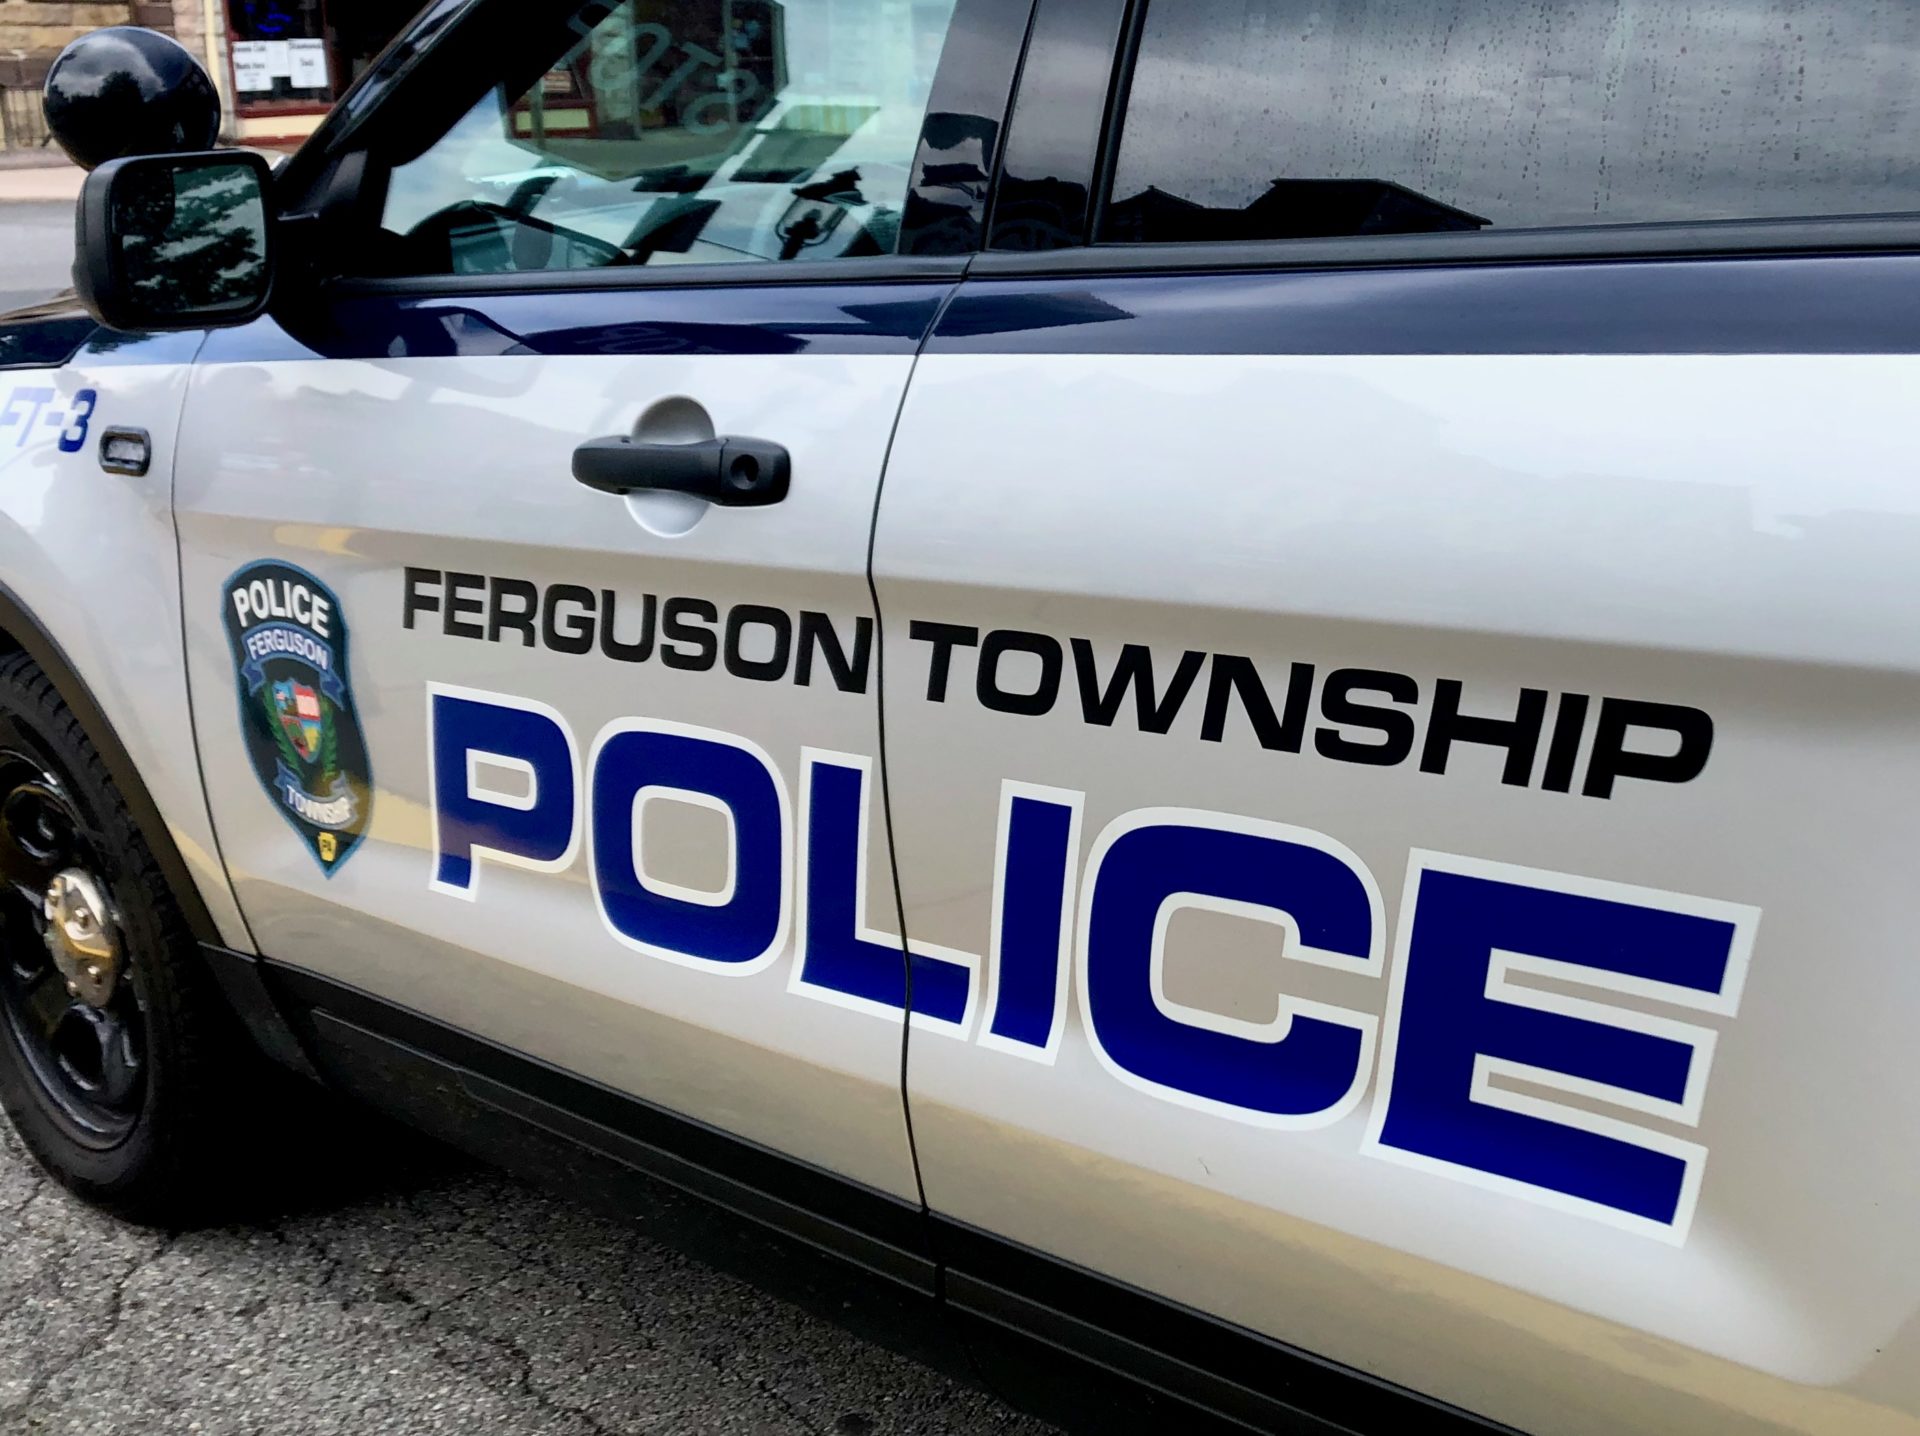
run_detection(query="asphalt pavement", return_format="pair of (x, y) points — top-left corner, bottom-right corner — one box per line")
(0, 1114), (1054, 1436)
(0, 194), (1052, 1436)
(0, 201), (75, 314)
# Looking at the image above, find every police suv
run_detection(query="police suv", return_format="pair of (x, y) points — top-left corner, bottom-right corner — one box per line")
(0, 3), (1913, 1431)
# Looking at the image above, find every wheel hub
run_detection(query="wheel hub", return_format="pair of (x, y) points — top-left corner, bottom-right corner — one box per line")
(43, 868), (118, 1009)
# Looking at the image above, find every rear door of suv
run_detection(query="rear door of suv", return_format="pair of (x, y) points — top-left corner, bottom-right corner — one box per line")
(876, 1), (1920, 1431)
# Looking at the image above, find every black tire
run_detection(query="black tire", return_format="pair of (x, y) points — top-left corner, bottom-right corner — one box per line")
(0, 650), (257, 1225)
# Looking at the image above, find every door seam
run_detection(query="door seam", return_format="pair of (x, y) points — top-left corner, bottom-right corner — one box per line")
(865, 273), (970, 1229)
(166, 328), (266, 958)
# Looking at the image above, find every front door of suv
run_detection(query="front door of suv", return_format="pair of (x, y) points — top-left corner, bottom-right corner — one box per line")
(173, 0), (1027, 1226)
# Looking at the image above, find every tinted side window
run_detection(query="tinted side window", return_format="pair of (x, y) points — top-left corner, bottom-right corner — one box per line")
(374, 0), (958, 275)
(1103, 0), (1920, 245)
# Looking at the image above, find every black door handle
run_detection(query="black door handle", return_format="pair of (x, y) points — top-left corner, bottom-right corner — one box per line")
(572, 435), (791, 507)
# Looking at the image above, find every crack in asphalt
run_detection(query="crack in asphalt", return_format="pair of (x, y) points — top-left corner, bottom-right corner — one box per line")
(266, 1217), (347, 1295)
(419, 1298), (623, 1436)
(251, 1204), (612, 1435)
(0, 1131), (1052, 1434)
(4, 1230), (178, 1420)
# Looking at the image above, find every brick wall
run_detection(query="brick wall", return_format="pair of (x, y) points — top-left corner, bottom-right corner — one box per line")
(0, 0), (234, 146)
(0, 1), (138, 87)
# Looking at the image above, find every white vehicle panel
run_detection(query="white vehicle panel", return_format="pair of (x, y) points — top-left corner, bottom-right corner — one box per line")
(174, 335), (927, 1197)
(0, 346), (250, 951)
(876, 348), (1920, 1434)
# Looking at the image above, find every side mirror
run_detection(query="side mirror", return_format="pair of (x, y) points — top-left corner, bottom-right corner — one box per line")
(43, 28), (221, 172)
(76, 152), (276, 332)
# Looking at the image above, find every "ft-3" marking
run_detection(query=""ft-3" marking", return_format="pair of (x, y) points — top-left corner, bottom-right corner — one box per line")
(0, 387), (96, 452)
(426, 684), (1758, 1244)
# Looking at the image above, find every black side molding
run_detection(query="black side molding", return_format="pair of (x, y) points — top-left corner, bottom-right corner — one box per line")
(973, 212), (1920, 277)
(199, 945), (320, 1082)
(260, 961), (1522, 1435)
(936, 1218), (1520, 1436)
(262, 961), (936, 1294)
(258, 961), (979, 1400)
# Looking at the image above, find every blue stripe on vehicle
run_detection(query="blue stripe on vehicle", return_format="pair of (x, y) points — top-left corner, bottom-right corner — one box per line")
(79, 330), (207, 367)
(195, 282), (955, 365)
(928, 253), (1920, 355)
(62, 251), (1920, 367)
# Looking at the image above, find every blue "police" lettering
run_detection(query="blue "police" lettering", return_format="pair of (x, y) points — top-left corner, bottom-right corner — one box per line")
(979, 784), (1080, 1061)
(1365, 853), (1750, 1241)
(792, 750), (975, 1029)
(591, 721), (788, 973)
(428, 685), (579, 898)
(1080, 810), (1381, 1127)
(425, 687), (1757, 1242)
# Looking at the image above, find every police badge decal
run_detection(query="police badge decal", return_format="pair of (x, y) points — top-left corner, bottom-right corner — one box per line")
(223, 561), (373, 875)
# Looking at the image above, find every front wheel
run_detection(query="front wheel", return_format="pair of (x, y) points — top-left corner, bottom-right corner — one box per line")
(0, 651), (256, 1223)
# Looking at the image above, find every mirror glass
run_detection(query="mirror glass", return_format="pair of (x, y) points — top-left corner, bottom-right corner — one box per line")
(110, 157), (270, 320)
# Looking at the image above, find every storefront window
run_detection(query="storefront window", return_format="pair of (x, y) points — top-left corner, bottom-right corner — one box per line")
(229, 0), (333, 107)
(226, 0), (418, 121)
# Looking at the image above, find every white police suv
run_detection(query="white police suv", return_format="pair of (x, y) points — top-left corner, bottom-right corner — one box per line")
(2, 3), (1916, 1431)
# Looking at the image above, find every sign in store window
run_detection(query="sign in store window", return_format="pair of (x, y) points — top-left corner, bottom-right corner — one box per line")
(230, 0), (332, 105)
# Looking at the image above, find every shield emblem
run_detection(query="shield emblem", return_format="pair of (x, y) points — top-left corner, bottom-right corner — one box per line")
(273, 679), (324, 763)
(223, 561), (373, 877)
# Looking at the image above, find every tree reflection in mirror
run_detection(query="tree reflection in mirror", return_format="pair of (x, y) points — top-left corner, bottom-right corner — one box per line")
(112, 159), (269, 318)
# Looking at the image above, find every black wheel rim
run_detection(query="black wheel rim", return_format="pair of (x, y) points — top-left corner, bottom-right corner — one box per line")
(0, 750), (144, 1148)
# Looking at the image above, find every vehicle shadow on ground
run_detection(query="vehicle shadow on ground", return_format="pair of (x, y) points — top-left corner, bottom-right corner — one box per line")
(246, 1082), (479, 1218)
(0, 1089), (1053, 1436)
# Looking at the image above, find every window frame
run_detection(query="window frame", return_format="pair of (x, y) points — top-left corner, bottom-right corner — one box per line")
(270, 0), (1040, 301)
(986, 0), (1920, 273)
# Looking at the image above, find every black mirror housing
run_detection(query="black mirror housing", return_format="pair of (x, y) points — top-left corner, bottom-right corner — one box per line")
(76, 151), (277, 333)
